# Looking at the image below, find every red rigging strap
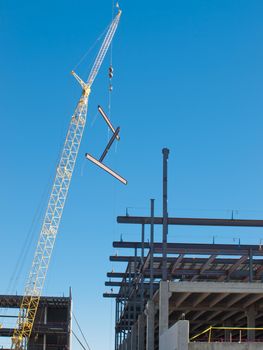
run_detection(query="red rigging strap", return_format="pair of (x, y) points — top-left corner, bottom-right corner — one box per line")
(85, 153), (127, 185)
(98, 105), (120, 140)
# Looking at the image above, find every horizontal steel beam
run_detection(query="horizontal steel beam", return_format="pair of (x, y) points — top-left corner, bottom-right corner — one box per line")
(0, 325), (67, 337)
(109, 255), (263, 265)
(112, 242), (263, 255)
(103, 293), (123, 298)
(117, 216), (263, 227)
(107, 269), (250, 279)
(105, 281), (159, 287)
(107, 272), (136, 278)
(0, 328), (12, 337)
(0, 295), (70, 308)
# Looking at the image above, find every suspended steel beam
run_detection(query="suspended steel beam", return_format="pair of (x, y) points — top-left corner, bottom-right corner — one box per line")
(99, 127), (120, 162)
(86, 153), (127, 185)
(98, 105), (120, 140)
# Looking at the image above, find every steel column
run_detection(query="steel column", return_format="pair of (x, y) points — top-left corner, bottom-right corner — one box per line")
(140, 224), (145, 313)
(249, 248), (253, 282)
(150, 199), (155, 299)
(162, 148), (169, 281)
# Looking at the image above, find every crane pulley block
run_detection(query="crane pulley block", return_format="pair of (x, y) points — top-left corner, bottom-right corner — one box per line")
(109, 65), (114, 79)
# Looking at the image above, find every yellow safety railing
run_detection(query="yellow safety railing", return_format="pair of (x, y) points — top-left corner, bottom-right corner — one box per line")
(190, 326), (263, 342)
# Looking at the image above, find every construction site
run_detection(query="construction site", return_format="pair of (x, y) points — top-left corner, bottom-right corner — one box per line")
(1, 1), (263, 350)
(0, 294), (71, 350)
(2, 147), (263, 350)
(103, 149), (263, 349)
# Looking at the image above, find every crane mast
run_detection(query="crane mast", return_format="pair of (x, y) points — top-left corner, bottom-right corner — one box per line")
(12, 9), (122, 350)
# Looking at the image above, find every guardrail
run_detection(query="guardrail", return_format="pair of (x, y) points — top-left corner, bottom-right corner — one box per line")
(190, 326), (263, 342)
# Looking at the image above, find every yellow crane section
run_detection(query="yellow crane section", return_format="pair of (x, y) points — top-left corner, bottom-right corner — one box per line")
(12, 8), (122, 350)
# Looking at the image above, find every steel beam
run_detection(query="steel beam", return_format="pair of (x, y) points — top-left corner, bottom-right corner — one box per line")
(112, 241), (263, 256)
(117, 216), (263, 227)
(171, 254), (184, 274)
(110, 255), (263, 265)
(107, 269), (251, 279)
(162, 148), (169, 281)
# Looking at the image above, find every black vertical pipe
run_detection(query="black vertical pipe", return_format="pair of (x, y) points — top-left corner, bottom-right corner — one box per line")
(140, 223), (145, 313)
(141, 224), (145, 266)
(150, 199), (155, 299)
(68, 288), (72, 350)
(120, 329), (123, 346)
(249, 248), (253, 282)
(123, 276), (128, 341)
(162, 148), (169, 281)
(134, 247), (137, 324)
(115, 299), (118, 350)
(117, 300), (120, 350)
(128, 264), (131, 334)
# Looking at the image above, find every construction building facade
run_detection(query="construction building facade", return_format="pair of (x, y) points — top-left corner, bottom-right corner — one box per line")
(0, 295), (71, 350)
(104, 149), (263, 350)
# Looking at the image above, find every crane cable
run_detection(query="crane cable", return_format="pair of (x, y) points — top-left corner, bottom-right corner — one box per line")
(5, 120), (73, 297)
(73, 24), (109, 73)
(72, 330), (88, 350)
(72, 311), (92, 350)
(107, 0), (116, 124)
(108, 5), (120, 349)
(0, 169), (54, 325)
(108, 0), (121, 160)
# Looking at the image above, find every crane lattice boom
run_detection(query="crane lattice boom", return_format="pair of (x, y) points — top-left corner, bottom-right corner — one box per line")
(87, 11), (121, 87)
(12, 9), (121, 350)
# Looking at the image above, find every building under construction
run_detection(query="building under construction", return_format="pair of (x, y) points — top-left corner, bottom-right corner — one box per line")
(104, 149), (263, 350)
(0, 294), (71, 350)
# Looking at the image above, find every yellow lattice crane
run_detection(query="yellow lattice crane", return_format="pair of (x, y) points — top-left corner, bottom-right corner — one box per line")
(12, 8), (122, 350)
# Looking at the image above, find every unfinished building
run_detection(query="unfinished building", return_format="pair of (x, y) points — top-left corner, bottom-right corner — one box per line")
(104, 149), (263, 350)
(0, 295), (71, 350)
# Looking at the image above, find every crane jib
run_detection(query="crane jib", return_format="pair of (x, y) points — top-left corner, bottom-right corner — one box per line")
(87, 10), (121, 87)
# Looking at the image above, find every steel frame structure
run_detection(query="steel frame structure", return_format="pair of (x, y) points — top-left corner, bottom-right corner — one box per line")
(103, 148), (263, 349)
(1, 295), (71, 350)
(105, 239), (263, 349)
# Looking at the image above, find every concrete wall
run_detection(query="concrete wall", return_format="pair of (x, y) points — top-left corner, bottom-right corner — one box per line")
(189, 343), (263, 350)
(159, 319), (263, 350)
(159, 320), (189, 350)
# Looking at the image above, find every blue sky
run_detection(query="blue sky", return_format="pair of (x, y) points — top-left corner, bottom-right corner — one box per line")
(1, 0), (263, 349)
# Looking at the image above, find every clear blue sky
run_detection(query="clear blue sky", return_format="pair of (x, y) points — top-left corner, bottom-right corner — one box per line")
(1, 0), (263, 349)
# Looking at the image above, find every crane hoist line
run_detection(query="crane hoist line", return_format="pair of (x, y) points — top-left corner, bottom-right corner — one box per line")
(12, 8), (122, 350)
